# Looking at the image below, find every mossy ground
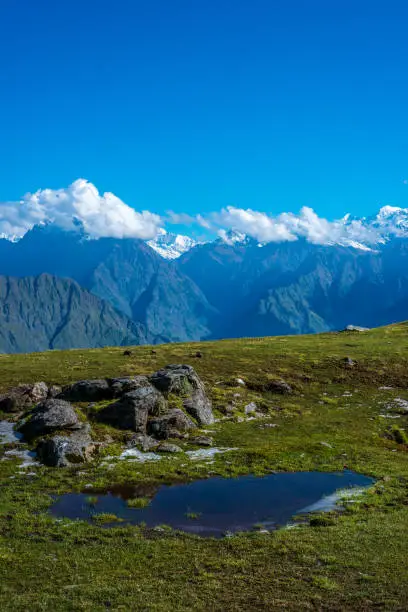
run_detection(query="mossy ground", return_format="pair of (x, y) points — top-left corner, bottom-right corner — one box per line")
(1, 324), (408, 610)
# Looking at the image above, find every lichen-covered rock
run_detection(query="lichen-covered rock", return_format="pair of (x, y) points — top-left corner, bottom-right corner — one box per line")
(0, 382), (49, 413)
(59, 379), (112, 402)
(96, 385), (167, 432)
(37, 428), (95, 467)
(150, 364), (214, 426)
(17, 399), (79, 440)
(109, 376), (151, 398)
(147, 408), (196, 439)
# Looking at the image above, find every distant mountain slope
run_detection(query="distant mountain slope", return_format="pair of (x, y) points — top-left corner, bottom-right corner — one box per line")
(0, 225), (215, 342)
(179, 237), (408, 337)
(0, 274), (151, 353)
(2, 223), (408, 347)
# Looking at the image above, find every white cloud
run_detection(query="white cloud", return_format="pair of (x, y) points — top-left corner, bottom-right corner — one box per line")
(196, 204), (408, 248)
(212, 206), (296, 243)
(0, 179), (162, 240)
(2, 178), (408, 250)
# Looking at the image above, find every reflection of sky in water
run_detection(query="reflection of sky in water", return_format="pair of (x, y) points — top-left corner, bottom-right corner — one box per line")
(51, 470), (373, 538)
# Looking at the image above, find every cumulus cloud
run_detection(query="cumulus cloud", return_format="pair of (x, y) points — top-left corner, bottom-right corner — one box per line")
(1, 179), (407, 250)
(0, 179), (162, 240)
(192, 204), (407, 248)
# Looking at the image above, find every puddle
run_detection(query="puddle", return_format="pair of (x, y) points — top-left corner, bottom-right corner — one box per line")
(50, 470), (373, 537)
(0, 420), (22, 445)
(0, 421), (38, 470)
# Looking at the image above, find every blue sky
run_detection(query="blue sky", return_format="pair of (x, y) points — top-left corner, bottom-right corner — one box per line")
(1, 0), (408, 223)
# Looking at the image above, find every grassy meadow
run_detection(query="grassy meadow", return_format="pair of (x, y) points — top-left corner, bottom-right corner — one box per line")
(0, 324), (408, 610)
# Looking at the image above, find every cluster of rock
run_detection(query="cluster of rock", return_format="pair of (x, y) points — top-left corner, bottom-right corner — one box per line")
(2, 365), (214, 468)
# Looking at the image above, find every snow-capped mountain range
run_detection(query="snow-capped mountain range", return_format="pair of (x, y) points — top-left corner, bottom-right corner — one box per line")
(148, 206), (408, 258)
(150, 206), (408, 259)
(3, 207), (408, 352)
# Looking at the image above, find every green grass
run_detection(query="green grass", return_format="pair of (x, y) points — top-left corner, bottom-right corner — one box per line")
(0, 323), (408, 609)
(126, 497), (151, 509)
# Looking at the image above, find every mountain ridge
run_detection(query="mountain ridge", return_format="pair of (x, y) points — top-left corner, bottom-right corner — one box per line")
(0, 273), (152, 353)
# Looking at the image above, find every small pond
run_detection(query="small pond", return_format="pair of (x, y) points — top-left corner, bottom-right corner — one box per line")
(50, 470), (373, 537)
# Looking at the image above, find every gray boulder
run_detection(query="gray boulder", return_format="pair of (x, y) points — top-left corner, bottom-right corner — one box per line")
(59, 379), (112, 402)
(150, 364), (214, 426)
(96, 385), (167, 432)
(37, 428), (95, 467)
(147, 408), (196, 439)
(0, 382), (48, 413)
(109, 376), (151, 397)
(18, 398), (79, 440)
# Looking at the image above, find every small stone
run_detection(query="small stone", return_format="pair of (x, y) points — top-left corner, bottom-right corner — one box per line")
(236, 378), (246, 386)
(127, 434), (159, 452)
(193, 436), (213, 447)
(344, 357), (356, 368)
(320, 441), (333, 449)
(157, 442), (183, 453)
(266, 380), (292, 394)
(244, 402), (257, 414)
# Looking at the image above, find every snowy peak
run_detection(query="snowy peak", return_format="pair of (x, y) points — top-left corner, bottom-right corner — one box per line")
(147, 229), (198, 259)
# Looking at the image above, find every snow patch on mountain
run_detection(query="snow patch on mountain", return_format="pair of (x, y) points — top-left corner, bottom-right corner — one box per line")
(147, 228), (199, 259)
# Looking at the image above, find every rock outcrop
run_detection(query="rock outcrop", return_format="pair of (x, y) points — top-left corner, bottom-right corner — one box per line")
(150, 364), (214, 425)
(59, 379), (113, 402)
(96, 384), (167, 432)
(37, 427), (95, 467)
(109, 376), (151, 397)
(147, 408), (196, 439)
(18, 398), (79, 440)
(0, 382), (48, 413)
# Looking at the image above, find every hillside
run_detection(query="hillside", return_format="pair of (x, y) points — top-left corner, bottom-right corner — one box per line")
(0, 324), (407, 609)
(0, 273), (151, 353)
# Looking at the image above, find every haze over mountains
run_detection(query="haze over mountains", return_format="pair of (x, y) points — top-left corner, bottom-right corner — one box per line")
(1, 203), (408, 352)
